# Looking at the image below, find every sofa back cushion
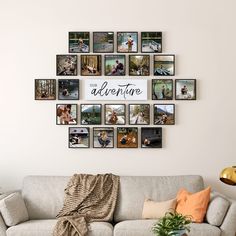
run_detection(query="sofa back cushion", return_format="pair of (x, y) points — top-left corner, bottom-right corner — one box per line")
(114, 175), (204, 222)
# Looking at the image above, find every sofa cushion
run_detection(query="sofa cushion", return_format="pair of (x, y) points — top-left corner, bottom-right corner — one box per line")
(206, 196), (230, 226)
(188, 223), (221, 236)
(6, 220), (113, 236)
(114, 175), (204, 222)
(0, 192), (29, 226)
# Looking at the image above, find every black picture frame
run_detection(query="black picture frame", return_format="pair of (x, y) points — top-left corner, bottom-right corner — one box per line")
(56, 55), (78, 76)
(152, 79), (173, 100)
(153, 104), (175, 125)
(58, 79), (80, 100)
(93, 127), (114, 148)
(141, 127), (162, 148)
(80, 55), (102, 76)
(104, 55), (126, 76)
(129, 55), (150, 76)
(80, 104), (102, 125)
(175, 79), (197, 100)
(56, 104), (78, 125)
(68, 32), (90, 53)
(68, 127), (90, 148)
(141, 32), (162, 53)
(128, 104), (150, 125)
(93, 32), (114, 53)
(104, 104), (126, 125)
(153, 54), (175, 76)
(35, 79), (56, 100)
(117, 127), (138, 148)
(117, 32), (138, 53)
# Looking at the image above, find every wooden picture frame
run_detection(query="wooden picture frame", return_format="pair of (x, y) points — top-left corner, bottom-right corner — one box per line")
(58, 79), (80, 100)
(93, 32), (114, 53)
(141, 127), (162, 148)
(153, 104), (175, 125)
(80, 55), (102, 76)
(104, 104), (126, 125)
(68, 127), (90, 148)
(129, 104), (150, 125)
(80, 104), (102, 125)
(56, 55), (77, 76)
(104, 55), (126, 76)
(35, 79), (56, 100)
(117, 32), (138, 53)
(93, 127), (114, 148)
(68, 32), (90, 53)
(154, 54), (175, 76)
(141, 32), (162, 53)
(152, 79), (173, 100)
(129, 55), (150, 76)
(175, 79), (197, 100)
(56, 104), (78, 125)
(117, 127), (138, 148)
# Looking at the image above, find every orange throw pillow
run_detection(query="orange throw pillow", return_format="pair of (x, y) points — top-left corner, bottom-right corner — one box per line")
(176, 187), (211, 223)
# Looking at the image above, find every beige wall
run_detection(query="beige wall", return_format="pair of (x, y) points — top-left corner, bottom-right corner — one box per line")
(0, 0), (236, 198)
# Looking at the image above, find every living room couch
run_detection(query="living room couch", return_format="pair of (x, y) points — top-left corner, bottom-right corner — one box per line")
(0, 175), (236, 236)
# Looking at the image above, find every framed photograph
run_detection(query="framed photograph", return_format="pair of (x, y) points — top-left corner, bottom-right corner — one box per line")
(93, 127), (114, 148)
(68, 32), (89, 53)
(153, 104), (175, 125)
(80, 104), (102, 125)
(56, 55), (77, 76)
(117, 32), (138, 53)
(141, 127), (162, 148)
(58, 79), (79, 100)
(93, 32), (114, 53)
(141, 32), (162, 53)
(69, 127), (90, 148)
(129, 104), (150, 125)
(154, 55), (175, 76)
(117, 127), (138, 148)
(104, 55), (125, 76)
(35, 79), (56, 100)
(175, 79), (196, 100)
(81, 55), (102, 76)
(129, 55), (150, 76)
(104, 104), (126, 125)
(56, 104), (77, 125)
(152, 79), (173, 100)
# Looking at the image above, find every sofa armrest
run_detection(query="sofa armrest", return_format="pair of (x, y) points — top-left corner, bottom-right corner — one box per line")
(0, 213), (7, 236)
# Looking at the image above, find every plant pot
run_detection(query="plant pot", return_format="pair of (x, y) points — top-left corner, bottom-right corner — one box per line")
(172, 229), (186, 236)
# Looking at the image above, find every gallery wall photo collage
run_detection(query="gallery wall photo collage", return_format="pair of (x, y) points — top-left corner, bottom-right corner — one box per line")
(34, 31), (197, 149)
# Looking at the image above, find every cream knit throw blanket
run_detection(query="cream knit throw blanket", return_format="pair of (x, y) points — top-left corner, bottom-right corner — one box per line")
(53, 173), (120, 236)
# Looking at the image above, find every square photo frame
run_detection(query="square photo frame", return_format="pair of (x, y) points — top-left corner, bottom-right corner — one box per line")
(141, 127), (162, 148)
(104, 104), (126, 125)
(93, 32), (114, 53)
(35, 79), (56, 100)
(152, 79), (173, 100)
(81, 55), (102, 76)
(141, 32), (162, 53)
(117, 127), (138, 148)
(153, 104), (175, 125)
(68, 127), (90, 148)
(129, 55), (150, 76)
(117, 32), (138, 53)
(56, 55), (77, 76)
(80, 104), (102, 125)
(93, 127), (114, 148)
(68, 32), (90, 53)
(175, 79), (196, 100)
(104, 55), (126, 76)
(56, 104), (78, 125)
(58, 79), (79, 100)
(129, 104), (150, 125)
(154, 54), (175, 76)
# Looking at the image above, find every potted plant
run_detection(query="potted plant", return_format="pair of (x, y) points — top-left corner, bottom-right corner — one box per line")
(152, 211), (192, 236)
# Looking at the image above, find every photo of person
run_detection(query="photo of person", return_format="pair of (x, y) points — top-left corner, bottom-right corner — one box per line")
(69, 127), (90, 148)
(80, 104), (102, 125)
(56, 55), (77, 76)
(117, 32), (138, 53)
(129, 104), (150, 125)
(93, 128), (114, 148)
(58, 79), (79, 100)
(104, 55), (125, 76)
(154, 104), (175, 125)
(68, 32), (89, 53)
(154, 55), (175, 76)
(129, 55), (150, 76)
(175, 79), (196, 100)
(141, 32), (162, 53)
(93, 32), (114, 53)
(152, 79), (173, 100)
(35, 79), (56, 100)
(81, 55), (102, 76)
(141, 127), (162, 148)
(56, 104), (77, 125)
(105, 104), (126, 125)
(117, 127), (138, 148)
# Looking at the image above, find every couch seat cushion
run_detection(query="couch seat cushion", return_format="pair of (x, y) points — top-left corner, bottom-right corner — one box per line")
(7, 219), (113, 236)
(113, 220), (221, 236)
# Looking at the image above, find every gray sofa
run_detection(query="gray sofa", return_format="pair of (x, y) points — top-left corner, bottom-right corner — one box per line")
(0, 175), (236, 236)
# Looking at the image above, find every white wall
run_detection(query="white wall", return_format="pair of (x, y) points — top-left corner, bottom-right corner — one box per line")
(0, 0), (236, 198)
